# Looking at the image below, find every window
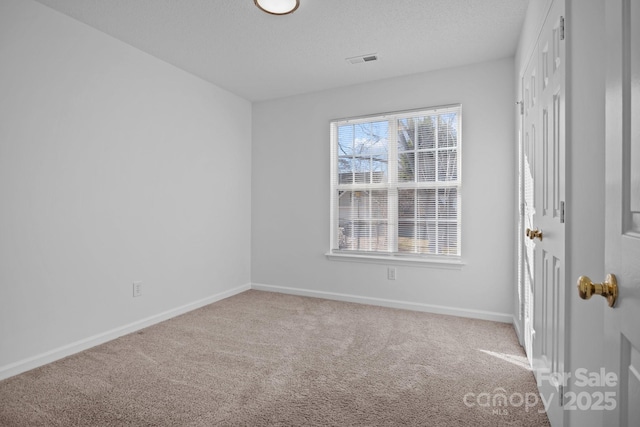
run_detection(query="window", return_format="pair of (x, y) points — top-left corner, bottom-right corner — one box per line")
(329, 105), (461, 261)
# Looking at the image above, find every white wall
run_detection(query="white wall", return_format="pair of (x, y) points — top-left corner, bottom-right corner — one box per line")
(252, 58), (516, 320)
(0, 0), (252, 376)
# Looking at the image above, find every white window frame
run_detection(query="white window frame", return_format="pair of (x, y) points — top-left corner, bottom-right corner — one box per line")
(327, 105), (463, 267)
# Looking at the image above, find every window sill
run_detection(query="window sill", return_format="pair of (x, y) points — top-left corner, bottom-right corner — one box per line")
(325, 251), (465, 269)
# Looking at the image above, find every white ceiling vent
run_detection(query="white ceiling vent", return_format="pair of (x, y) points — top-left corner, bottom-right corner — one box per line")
(346, 53), (378, 64)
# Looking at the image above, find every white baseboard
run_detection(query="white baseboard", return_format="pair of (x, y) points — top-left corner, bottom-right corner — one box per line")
(0, 283), (250, 381)
(1, 283), (512, 381)
(251, 283), (512, 323)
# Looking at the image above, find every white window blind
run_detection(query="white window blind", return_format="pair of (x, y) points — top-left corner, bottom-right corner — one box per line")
(330, 105), (461, 259)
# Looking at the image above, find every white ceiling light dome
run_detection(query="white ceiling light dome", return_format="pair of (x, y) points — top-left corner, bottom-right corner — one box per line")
(254, 0), (300, 15)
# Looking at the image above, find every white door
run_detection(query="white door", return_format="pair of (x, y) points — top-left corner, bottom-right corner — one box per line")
(533, 2), (566, 425)
(520, 1), (566, 425)
(602, 0), (640, 425)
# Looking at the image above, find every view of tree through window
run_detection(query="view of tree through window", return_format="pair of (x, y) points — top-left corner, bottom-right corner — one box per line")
(330, 105), (461, 258)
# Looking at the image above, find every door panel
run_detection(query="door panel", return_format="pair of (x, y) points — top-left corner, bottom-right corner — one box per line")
(604, 0), (640, 425)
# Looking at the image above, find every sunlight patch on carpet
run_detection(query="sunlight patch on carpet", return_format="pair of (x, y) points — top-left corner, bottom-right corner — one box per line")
(478, 349), (531, 371)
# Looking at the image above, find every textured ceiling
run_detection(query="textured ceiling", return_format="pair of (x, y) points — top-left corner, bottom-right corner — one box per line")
(34, 0), (529, 102)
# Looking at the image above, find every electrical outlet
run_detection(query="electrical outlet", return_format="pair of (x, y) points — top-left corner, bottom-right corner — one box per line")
(387, 267), (396, 280)
(133, 281), (142, 297)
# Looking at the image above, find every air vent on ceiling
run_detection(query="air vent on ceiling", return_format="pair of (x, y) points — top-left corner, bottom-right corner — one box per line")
(346, 53), (378, 64)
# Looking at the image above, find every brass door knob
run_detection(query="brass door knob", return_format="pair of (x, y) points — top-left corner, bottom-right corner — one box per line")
(577, 274), (618, 308)
(525, 228), (543, 241)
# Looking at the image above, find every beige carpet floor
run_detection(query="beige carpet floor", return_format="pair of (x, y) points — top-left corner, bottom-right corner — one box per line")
(0, 290), (550, 426)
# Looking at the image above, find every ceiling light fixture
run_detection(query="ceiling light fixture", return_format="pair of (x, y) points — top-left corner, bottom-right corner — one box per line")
(254, 0), (300, 15)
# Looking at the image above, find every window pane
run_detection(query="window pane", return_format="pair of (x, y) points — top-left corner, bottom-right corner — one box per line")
(338, 190), (388, 251)
(338, 156), (387, 184)
(398, 152), (415, 182)
(354, 121), (388, 155)
(418, 189), (437, 220)
(417, 116), (436, 149)
(398, 189), (415, 219)
(437, 149), (457, 181)
(438, 222), (459, 255)
(337, 125), (355, 155)
(398, 190), (435, 254)
(438, 188), (458, 219)
(397, 188), (458, 255)
(399, 189), (438, 220)
(337, 122), (389, 184)
(397, 221), (415, 252)
(438, 113), (458, 148)
(417, 151), (436, 182)
(338, 156), (353, 183)
(371, 154), (388, 183)
(397, 118), (415, 152)
(398, 116), (437, 151)
(352, 156), (372, 184)
(398, 221), (434, 254)
(417, 222), (435, 253)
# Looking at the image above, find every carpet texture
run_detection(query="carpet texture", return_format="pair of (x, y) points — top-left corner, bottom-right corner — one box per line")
(0, 290), (550, 426)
